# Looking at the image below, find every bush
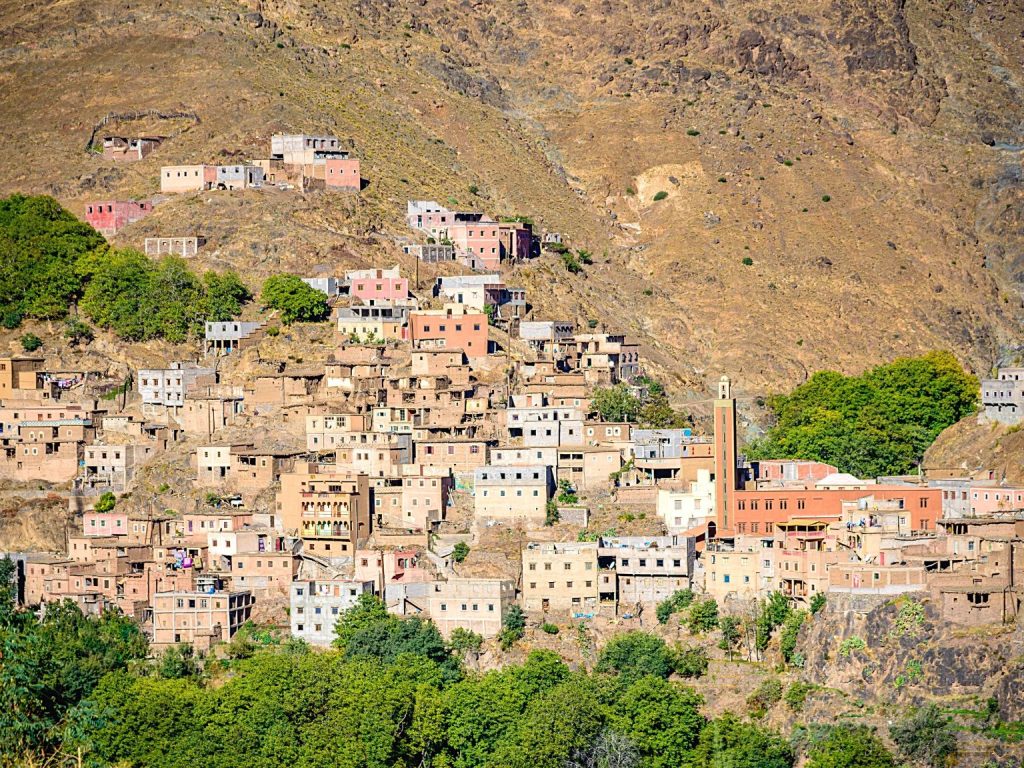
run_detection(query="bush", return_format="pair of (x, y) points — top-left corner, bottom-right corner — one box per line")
(838, 636), (866, 657)
(19, 333), (42, 351)
(468, 185), (479, 195)
(742, 256), (754, 266)
(596, 631), (674, 684)
(810, 592), (827, 614)
(261, 274), (330, 324)
(747, 678), (783, 717)
(673, 644), (709, 678)
(807, 724), (895, 768)
(687, 599), (719, 634)
(686, 129), (700, 136)
(545, 500), (559, 526)
(452, 542), (470, 563)
(652, 191), (669, 201)
(93, 492), (116, 513)
(266, 325), (280, 337)
(560, 252), (583, 273)
(541, 622), (559, 635)
(890, 705), (958, 768)
(499, 605), (526, 650)
(64, 317), (93, 346)
(656, 589), (694, 624)
(784, 681), (813, 712)
(821, 195), (831, 202)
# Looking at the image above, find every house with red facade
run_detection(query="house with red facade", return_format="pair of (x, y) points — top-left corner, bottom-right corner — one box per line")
(83, 200), (153, 237)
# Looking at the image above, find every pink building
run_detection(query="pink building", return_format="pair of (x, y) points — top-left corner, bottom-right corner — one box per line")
(349, 269), (409, 304)
(83, 510), (130, 537)
(325, 158), (361, 191)
(449, 220), (501, 270)
(968, 484), (1024, 515)
(83, 200), (153, 237)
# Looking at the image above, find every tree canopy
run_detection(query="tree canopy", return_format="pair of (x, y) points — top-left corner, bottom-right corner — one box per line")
(747, 352), (978, 477)
(0, 194), (106, 326)
(261, 274), (330, 324)
(0, 194), (251, 339)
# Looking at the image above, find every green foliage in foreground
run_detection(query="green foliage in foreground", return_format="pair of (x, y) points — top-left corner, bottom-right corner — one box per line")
(747, 351), (978, 477)
(0, 571), (912, 768)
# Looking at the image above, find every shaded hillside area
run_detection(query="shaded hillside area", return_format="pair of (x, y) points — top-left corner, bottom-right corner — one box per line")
(0, 0), (1022, 401)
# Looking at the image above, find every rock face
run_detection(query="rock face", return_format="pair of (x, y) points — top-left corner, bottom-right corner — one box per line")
(0, 0), (1021, 396)
(801, 595), (1024, 720)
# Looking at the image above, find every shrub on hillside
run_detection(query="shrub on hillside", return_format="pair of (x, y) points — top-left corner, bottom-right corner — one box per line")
(20, 333), (41, 352)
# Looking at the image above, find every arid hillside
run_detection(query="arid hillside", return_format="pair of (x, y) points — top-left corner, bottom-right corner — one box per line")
(0, 0), (1021, 401)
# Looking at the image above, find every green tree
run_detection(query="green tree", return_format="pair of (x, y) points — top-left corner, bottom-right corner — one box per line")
(779, 611), (807, 664)
(157, 644), (201, 680)
(448, 628), (483, 656)
(672, 645), (709, 678)
(718, 615), (741, 659)
(656, 589), (694, 624)
(499, 605), (526, 650)
(807, 724), (896, 768)
(261, 274), (330, 324)
(810, 592), (827, 614)
(333, 592), (393, 651)
(19, 333), (41, 351)
(201, 270), (251, 321)
(890, 704), (958, 768)
(93, 492), (116, 513)
(747, 352), (979, 476)
(592, 383), (641, 423)
(611, 676), (705, 768)
(64, 316), (93, 346)
(0, 194), (106, 325)
(690, 713), (794, 768)
(596, 631), (674, 685)
(687, 599), (719, 634)
(452, 542), (470, 563)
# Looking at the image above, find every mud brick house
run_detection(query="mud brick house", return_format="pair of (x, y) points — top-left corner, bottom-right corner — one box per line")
(346, 267), (409, 305)
(204, 321), (266, 355)
(277, 464), (372, 559)
(83, 200), (153, 236)
(522, 542), (599, 613)
(101, 136), (162, 161)
(138, 362), (217, 415)
(410, 305), (489, 359)
(981, 367), (1024, 425)
(598, 535), (695, 605)
(152, 590), (254, 648)
(473, 464), (552, 524)
(428, 578), (516, 638)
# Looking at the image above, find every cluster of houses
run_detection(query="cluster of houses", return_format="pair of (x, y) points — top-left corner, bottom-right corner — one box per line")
(83, 133), (362, 238)
(6, 180), (1024, 648)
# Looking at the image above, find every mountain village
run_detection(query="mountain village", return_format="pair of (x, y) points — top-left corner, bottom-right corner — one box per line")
(3, 133), (1023, 653)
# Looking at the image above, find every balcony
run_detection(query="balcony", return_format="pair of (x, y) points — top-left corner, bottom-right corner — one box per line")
(302, 521), (352, 539)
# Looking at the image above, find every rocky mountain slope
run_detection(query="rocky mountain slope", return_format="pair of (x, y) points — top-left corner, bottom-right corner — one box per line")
(0, 0), (1022, 402)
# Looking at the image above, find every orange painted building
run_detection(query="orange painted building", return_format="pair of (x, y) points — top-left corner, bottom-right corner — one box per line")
(709, 376), (941, 537)
(409, 305), (489, 359)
